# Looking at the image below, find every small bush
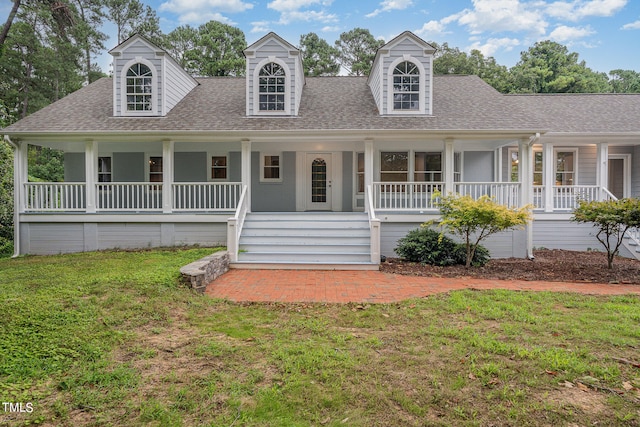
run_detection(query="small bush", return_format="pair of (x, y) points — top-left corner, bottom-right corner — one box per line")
(395, 228), (457, 265)
(395, 227), (490, 267)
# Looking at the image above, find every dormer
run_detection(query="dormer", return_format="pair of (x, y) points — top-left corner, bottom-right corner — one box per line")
(368, 31), (436, 116)
(109, 34), (198, 117)
(244, 33), (305, 117)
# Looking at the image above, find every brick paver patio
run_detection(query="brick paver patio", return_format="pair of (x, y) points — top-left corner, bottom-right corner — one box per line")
(205, 270), (640, 303)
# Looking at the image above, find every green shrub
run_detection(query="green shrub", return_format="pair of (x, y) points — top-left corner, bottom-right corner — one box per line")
(395, 227), (490, 267)
(395, 227), (457, 265)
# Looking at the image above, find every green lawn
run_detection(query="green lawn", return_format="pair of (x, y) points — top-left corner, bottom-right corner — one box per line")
(1, 249), (639, 426)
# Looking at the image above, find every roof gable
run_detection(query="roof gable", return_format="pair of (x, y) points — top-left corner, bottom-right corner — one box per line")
(244, 32), (300, 58)
(108, 34), (165, 56)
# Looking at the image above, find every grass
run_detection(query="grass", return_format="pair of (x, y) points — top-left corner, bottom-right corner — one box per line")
(0, 249), (639, 426)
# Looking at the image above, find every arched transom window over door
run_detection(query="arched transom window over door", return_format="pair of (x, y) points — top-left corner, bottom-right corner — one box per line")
(258, 62), (286, 111)
(392, 61), (420, 111)
(126, 63), (153, 111)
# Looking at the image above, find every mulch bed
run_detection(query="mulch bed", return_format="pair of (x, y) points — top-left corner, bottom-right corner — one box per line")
(380, 249), (640, 285)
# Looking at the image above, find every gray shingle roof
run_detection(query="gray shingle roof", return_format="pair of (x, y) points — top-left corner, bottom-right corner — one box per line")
(3, 75), (639, 136)
(508, 93), (640, 134)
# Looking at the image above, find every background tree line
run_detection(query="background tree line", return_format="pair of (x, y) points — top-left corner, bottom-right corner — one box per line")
(1, 0), (640, 255)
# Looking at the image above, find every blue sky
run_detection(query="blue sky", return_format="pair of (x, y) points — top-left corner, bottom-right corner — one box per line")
(3, 0), (640, 74)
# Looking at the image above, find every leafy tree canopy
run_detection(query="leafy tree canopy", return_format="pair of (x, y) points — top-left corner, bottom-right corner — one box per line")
(299, 32), (339, 77)
(335, 28), (384, 76)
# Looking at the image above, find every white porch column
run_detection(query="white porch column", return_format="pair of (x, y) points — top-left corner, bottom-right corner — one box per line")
(519, 138), (534, 258)
(241, 139), (251, 212)
(444, 138), (455, 194)
(15, 141), (28, 214)
(162, 139), (174, 213)
(596, 142), (609, 200)
(85, 140), (97, 213)
(364, 138), (374, 212)
(543, 142), (554, 212)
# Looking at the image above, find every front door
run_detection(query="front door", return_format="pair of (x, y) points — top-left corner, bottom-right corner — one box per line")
(306, 153), (332, 211)
(608, 156), (630, 199)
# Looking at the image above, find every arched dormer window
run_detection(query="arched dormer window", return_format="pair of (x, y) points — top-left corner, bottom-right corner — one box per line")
(120, 58), (157, 116)
(392, 61), (420, 111)
(126, 63), (153, 112)
(258, 62), (286, 111)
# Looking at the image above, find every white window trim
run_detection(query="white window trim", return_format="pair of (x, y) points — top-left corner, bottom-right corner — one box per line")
(608, 153), (632, 198)
(208, 152), (229, 182)
(554, 148), (579, 186)
(260, 152), (283, 183)
(386, 55), (426, 115)
(507, 147), (544, 184)
(377, 150), (446, 182)
(120, 57), (158, 117)
(146, 154), (163, 183)
(253, 57), (291, 116)
(98, 154), (113, 183)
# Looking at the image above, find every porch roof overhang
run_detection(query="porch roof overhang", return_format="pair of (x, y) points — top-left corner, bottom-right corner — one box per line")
(3, 128), (546, 146)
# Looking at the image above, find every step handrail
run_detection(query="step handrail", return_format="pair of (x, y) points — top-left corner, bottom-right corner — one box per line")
(227, 185), (248, 263)
(366, 184), (381, 264)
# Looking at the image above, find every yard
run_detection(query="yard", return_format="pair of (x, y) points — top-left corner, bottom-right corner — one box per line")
(0, 248), (639, 426)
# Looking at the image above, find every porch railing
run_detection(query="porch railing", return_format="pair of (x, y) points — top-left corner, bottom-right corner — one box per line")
(227, 185), (248, 263)
(455, 182), (520, 208)
(373, 182), (444, 211)
(96, 183), (163, 211)
(24, 182), (243, 213)
(173, 183), (242, 211)
(532, 185), (610, 211)
(24, 183), (86, 212)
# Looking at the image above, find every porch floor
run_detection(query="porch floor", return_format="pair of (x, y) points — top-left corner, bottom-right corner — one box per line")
(205, 270), (640, 303)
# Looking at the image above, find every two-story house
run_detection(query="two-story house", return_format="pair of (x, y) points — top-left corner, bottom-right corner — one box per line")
(3, 31), (640, 267)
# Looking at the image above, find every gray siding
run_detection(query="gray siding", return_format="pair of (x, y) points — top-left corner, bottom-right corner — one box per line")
(113, 152), (144, 182)
(251, 151), (296, 211)
(576, 145), (596, 185)
(20, 222), (227, 255)
(64, 153), (85, 182)
(342, 151), (353, 212)
(533, 220), (601, 251)
(464, 151), (494, 182)
(164, 58), (198, 114)
(175, 152), (207, 182)
(229, 152), (242, 182)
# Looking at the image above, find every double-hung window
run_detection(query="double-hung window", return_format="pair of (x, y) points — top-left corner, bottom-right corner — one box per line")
(149, 156), (163, 183)
(211, 156), (227, 180)
(414, 152), (442, 182)
(98, 157), (112, 182)
(555, 150), (576, 185)
(380, 152), (409, 182)
(261, 153), (281, 182)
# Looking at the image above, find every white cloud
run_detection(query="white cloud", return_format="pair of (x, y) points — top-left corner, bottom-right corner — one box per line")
(278, 10), (338, 24)
(466, 37), (521, 57)
(415, 20), (450, 38)
(548, 24), (595, 42)
(366, 0), (414, 18)
(622, 20), (640, 29)
(251, 21), (272, 33)
(455, 0), (547, 36)
(173, 11), (236, 26)
(159, 0), (252, 14)
(267, 0), (333, 12)
(321, 26), (341, 32)
(546, 0), (627, 21)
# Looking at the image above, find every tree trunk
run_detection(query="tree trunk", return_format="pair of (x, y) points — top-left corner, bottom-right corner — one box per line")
(0, 0), (22, 49)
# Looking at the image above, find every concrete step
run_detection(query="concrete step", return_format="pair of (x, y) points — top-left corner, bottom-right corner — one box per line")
(237, 251), (372, 263)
